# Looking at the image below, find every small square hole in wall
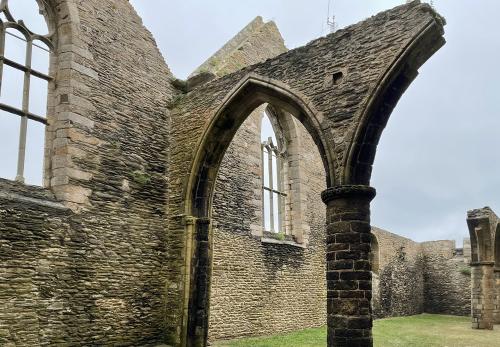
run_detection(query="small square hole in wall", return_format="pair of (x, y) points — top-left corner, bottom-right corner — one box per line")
(332, 71), (344, 85)
(60, 94), (69, 103)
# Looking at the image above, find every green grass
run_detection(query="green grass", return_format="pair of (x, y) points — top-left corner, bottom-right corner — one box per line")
(212, 314), (500, 347)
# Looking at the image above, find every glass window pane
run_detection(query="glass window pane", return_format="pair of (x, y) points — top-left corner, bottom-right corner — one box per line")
(29, 76), (48, 116)
(24, 120), (44, 186)
(273, 192), (280, 232)
(272, 153), (278, 191)
(261, 111), (277, 144)
(8, 2), (49, 35)
(1, 65), (25, 109)
(263, 189), (271, 232)
(31, 40), (50, 75)
(262, 148), (269, 188)
(4, 28), (27, 64)
(0, 110), (20, 180)
(0, 11), (8, 23)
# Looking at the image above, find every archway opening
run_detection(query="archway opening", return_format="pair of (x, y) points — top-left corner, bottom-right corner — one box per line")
(184, 78), (332, 346)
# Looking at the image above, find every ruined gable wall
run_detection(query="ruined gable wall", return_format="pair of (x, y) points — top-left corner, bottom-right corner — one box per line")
(0, 0), (176, 345)
(207, 18), (326, 341)
(422, 240), (471, 316)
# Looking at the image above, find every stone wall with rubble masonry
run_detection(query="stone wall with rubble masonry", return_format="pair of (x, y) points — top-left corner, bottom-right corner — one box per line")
(1, 0), (177, 345)
(0, 1), (468, 346)
(371, 229), (471, 319)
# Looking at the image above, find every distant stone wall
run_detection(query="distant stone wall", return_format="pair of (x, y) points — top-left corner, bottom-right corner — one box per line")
(371, 229), (471, 319)
(372, 228), (424, 318)
(422, 240), (471, 316)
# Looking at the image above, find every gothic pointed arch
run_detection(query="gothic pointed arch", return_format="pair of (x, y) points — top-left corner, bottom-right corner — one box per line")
(187, 74), (335, 218)
(345, 13), (445, 185)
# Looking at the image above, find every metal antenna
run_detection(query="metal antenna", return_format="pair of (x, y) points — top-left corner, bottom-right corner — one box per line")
(327, 0), (337, 33)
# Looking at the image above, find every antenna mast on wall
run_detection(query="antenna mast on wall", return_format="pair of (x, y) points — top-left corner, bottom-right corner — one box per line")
(327, 0), (337, 33)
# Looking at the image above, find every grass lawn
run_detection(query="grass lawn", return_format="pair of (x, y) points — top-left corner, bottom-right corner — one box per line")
(212, 314), (500, 347)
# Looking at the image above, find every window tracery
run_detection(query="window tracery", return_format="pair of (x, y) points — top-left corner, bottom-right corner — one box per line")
(0, 0), (53, 184)
(261, 118), (286, 233)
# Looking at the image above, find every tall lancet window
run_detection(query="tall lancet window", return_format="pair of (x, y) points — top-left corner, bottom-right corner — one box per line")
(261, 111), (286, 233)
(0, 1), (53, 185)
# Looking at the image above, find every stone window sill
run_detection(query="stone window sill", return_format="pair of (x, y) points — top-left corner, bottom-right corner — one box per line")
(0, 178), (67, 211)
(260, 237), (306, 248)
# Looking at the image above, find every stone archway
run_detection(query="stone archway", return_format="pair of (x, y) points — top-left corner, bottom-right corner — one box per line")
(184, 77), (333, 346)
(165, 3), (445, 346)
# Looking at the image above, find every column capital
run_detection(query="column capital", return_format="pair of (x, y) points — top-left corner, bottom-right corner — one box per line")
(321, 185), (376, 204)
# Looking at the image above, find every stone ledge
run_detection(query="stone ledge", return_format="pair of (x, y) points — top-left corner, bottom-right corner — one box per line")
(0, 191), (68, 211)
(0, 178), (68, 211)
(0, 178), (54, 200)
(261, 237), (306, 248)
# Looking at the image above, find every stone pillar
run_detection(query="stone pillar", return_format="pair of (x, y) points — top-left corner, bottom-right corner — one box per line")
(321, 185), (376, 347)
(187, 218), (212, 347)
(495, 268), (500, 324)
(470, 262), (495, 329)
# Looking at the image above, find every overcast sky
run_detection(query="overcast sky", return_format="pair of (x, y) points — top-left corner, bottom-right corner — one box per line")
(3, 1), (499, 246)
(129, 0), (499, 246)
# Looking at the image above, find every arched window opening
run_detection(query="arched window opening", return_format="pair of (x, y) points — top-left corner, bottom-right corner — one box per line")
(261, 111), (286, 234)
(0, 1), (53, 185)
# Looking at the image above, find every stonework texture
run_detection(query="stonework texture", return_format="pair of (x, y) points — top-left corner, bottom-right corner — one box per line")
(371, 228), (424, 318)
(371, 230), (471, 319)
(0, 1), (449, 347)
(422, 240), (471, 316)
(1, 0), (176, 345)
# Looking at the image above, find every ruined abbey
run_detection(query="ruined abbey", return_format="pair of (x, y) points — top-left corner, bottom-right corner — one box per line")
(0, 1), (498, 347)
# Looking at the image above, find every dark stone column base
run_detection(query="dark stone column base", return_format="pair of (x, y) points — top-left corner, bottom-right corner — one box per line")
(322, 185), (376, 347)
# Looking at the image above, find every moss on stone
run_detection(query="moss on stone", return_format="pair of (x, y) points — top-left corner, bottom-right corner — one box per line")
(131, 170), (151, 186)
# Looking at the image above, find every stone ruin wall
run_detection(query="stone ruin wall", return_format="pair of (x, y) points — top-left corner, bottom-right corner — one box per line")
(0, 0), (177, 345)
(371, 229), (471, 319)
(372, 227), (425, 318)
(203, 17), (471, 337)
(421, 240), (471, 316)
(0, 2), (468, 346)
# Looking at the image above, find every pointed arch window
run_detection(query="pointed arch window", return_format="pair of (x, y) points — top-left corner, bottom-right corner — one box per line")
(0, 1), (53, 185)
(261, 111), (286, 233)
